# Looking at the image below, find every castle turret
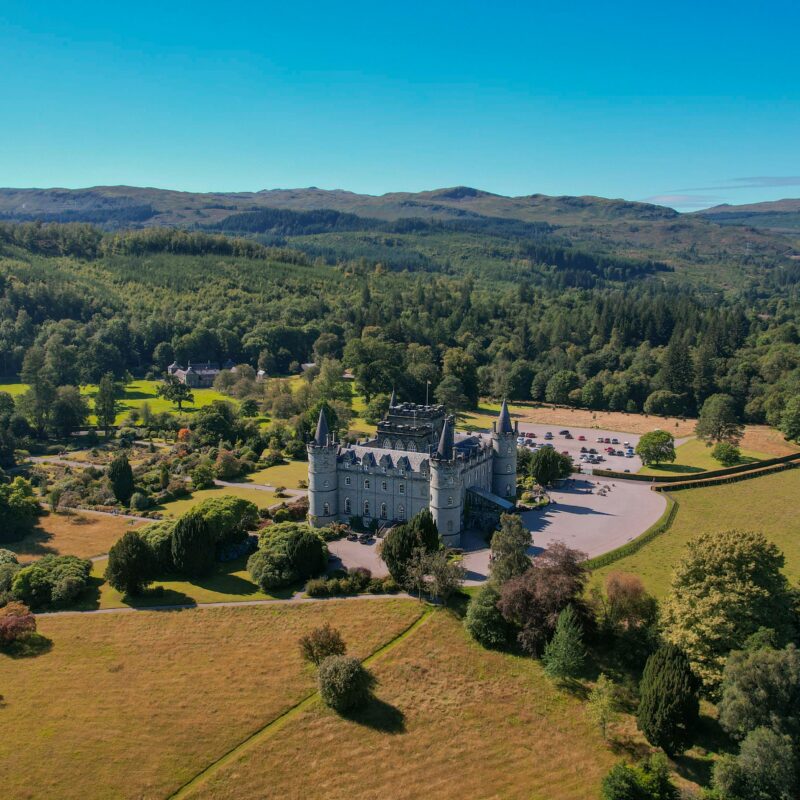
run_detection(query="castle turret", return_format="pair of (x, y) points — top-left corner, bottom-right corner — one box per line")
(429, 416), (463, 546)
(307, 408), (338, 526)
(389, 387), (397, 408)
(491, 399), (517, 501)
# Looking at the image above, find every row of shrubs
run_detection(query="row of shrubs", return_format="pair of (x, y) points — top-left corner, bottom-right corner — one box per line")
(305, 567), (398, 597)
(652, 460), (799, 492)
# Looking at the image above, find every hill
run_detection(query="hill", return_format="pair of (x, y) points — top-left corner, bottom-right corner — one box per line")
(695, 198), (800, 234)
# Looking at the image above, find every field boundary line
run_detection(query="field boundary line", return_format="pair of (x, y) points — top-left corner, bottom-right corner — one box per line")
(166, 605), (434, 800)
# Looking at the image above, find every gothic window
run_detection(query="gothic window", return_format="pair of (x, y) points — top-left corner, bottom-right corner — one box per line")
(447, 496), (453, 506)
(395, 439), (404, 450)
(381, 481), (387, 491)
(399, 483), (405, 495)
(365, 479), (372, 489)
(323, 502), (330, 515)
(345, 476), (351, 486)
(380, 503), (387, 519)
(344, 497), (351, 513)
(506, 445), (512, 456)
(383, 438), (392, 448)
(408, 441), (417, 452)
(363, 500), (370, 517)
(398, 505), (405, 520)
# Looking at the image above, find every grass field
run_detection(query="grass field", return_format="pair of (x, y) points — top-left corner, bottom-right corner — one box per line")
(240, 460), (308, 488)
(6, 511), (145, 562)
(186, 610), (621, 800)
(592, 468), (800, 599)
(0, 600), (424, 800)
(0, 379), (232, 425)
(155, 485), (277, 517)
(637, 437), (771, 476)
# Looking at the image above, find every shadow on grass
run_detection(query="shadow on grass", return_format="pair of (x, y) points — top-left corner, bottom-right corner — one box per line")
(122, 587), (197, 609)
(2, 525), (58, 559)
(1, 632), (53, 659)
(342, 695), (406, 734)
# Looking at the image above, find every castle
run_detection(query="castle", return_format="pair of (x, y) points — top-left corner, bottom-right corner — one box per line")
(307, 394), (518, 546)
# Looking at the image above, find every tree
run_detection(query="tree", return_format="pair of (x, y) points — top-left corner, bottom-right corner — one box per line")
(636, 644), (699, 755)
(362, 393), (391, 425)
(50, 385), (89, 437)
(0, 477), (41, 544)
(95, 372), (119, 435)
(318, 655), (375, 712)
(780, 396), (800, 442)
(105, 531), (155, 596)
(695, 393), (743, 445)
(713, 727), (797, 800)
(718, 645), (800, 742)
(545, 370), (579, 405)
(528, 447), (571, 486)
(601, 756), (679, 800)
(247, 523), (328, 590)
(660, 529), (795, 694)
(543, 604), (585, 678)
(442, 347), (479, 408)
(379, 509), (440, 582)
(635, 430), (675, 466)
(643, 390), (684, 417)
(588, 674), (618, 740)
(0, 600), (36, 645)
(434, 374), (468, 412)
(498, 542), (588, 656)
(156, 375), (195, 411)
(464, 582), (513, 649)
(239, 398), (259, 418)
(403, 547), (464, 602)
(660, 337), (693, 399)
(711, 441), (741, 466)
(171, 512), (216, 578)
(108, 453), (135, 505)
(299, 623), (346, 665)
(490, 513), (531, 584)
(190, 462), (215, 489)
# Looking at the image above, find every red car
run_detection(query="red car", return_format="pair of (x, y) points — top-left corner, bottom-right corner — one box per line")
(577, 435), (586, 441)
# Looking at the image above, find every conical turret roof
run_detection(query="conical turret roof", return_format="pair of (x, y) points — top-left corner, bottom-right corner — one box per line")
(314, 407), (330, 446)
(497, 399), (513, 434)
(435, 416), (454, 459)
(389, 387), (397, 408)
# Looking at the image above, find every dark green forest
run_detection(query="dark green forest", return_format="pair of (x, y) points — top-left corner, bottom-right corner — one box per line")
(0, 219), (798, 436)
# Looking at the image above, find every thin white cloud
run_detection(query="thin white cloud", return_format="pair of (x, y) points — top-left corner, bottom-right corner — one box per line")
(642, 194), (722, 209)
(672, 176), (800, 192)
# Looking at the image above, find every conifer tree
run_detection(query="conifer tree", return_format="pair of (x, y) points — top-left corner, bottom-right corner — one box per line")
(637, 644), (700, 755)
(543, 605), (585, 679)
(108, 452), (134, 505)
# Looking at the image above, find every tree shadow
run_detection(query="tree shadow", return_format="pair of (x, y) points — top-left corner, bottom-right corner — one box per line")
(1, 632), (53, 659)
(123, 587), (197, 608)
(342, 695), (406, 734)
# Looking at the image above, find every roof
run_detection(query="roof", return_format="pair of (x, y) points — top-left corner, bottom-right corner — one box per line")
(497, 399), (514, 434)
(314, 408), (330, 446)
(467, 486), (515, 511)
(435, 417), (454, 459)
(339, 444), (430, 472)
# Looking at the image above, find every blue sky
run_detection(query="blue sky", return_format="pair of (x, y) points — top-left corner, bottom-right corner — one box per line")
(1, 1), (798, 210)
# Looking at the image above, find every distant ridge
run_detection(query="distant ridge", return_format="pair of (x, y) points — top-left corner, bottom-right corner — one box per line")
(694, 198), (800, 232)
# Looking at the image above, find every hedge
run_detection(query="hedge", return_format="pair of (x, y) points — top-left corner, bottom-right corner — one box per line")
(584, 495), (679, 571)
(652, 460), (798, 492)
(593, 450), (800, 483)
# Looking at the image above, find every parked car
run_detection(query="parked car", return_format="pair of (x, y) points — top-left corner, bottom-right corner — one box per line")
(564, 433), (573, 439)
(347, 533), (359, 542)
(559, 429), (570, 435)
(543, 443), (554, 449)
(616, 449), (625, 456)
(624, 441), (630, 447)
(517, 437), (526, 444)
(580, 446), (588, 453)
(561, 450), (570, 456)
(596, 436), (604, 442)
(578, 435), (586, 441)
(544, 432), (553, 440)
(611, 437), (620, 444)
(588, 448), (597, 454)
(625, 451), (634, 458)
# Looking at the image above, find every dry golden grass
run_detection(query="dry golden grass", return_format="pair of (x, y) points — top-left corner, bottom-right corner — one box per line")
(0, 600), (422, 800)
(740, 424), (800, 456)
(7, 511), (145, 562)
(188, 611), (620, 800)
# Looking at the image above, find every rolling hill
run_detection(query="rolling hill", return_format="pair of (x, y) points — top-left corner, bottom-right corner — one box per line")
(695, 198), (800, 234)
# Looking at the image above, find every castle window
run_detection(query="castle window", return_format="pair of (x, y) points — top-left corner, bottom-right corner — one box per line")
(448, 496), (453, 506)
(506, 465), (512, 473)
(395, 440), (404, 450)
(408, 442), (417, 452)
(382, 481), (387, 491)
(364, 479), (370, 489)
(363, 500), (370, 517)
(323, 502), (330, 515)
(380, 503), (387, 519)
(345, 476), (351, 486)
(506, 445), (512, 456)
(399, 483), (405, 495)
(383, 438), (392, 448)
(398, 505), (405, 520)
(344, 497), (351, 513)
(505, 483), (512, 496)
(323, 480), (329, 489)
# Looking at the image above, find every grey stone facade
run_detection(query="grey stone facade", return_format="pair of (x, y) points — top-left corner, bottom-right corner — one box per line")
(307, 397), (518, 546)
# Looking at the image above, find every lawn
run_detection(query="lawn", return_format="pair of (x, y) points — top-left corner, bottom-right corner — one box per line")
(155, 485), (277, 517)
(85, 552), (288, 609)
(0, 380), (28, 397)
(240, 459), (308, 488)
(186, 610), (621, 800)
(592, 468), (800, 599)
(637, 437), (771, 476)
(6, 511), (145, 562)
(0, 600), (423, 800)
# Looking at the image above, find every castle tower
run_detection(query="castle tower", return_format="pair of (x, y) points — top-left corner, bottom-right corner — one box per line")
(307, 408), (338, 526)
(429, 416), (463, 546)
(491, 399), (517, 501)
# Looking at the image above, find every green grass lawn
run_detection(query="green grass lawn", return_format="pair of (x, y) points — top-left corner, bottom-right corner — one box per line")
(638, 437), (771, 476)
(0, 380), (28, 397)
(155, 485), (277, 518)
(84, 554), (286, 609)
(592, 468), (800, 599)
(239, 460), (308, 488)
